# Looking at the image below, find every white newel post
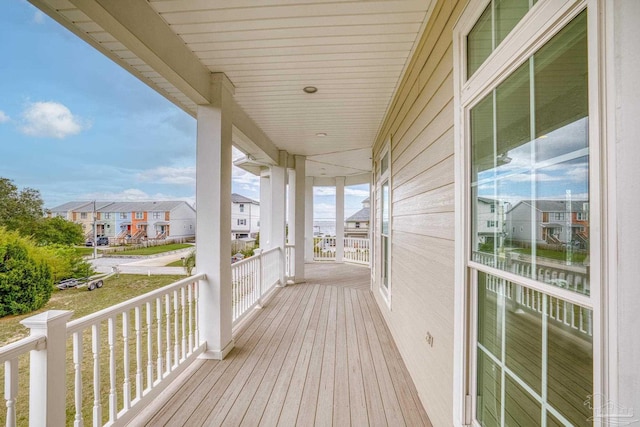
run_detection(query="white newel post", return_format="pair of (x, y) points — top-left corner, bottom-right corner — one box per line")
(305, 177), (314, 263)
(21, 310), (73, 427)
(196, 73), (234, 359)
(294, 155), (306, 282)
(335, 177), (345, 263)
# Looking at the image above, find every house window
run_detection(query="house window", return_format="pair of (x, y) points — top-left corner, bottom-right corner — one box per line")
(153, 212), (161, 219)
(239, 204), (245, 213)
(104, 212), (111, 219)
(490, 203), (495, 213)
(460, 5), (593, 426)
(355, 222), (360, 229)
(135, 212), (143, 219)
(120, 213), (127, 219)
(238, 219), (247, 226)
(576, 212), (587, 221)
(80, 212), (87, 219)
(378, 146), (391, 304)
(486, 220), (496, 228)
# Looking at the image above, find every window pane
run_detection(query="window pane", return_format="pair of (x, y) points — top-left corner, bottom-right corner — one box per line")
(477, 350), (502, 426)
(504, 375), (541, 426)
(382, 181), (389, 235)
(495, 0), (530, 45)
(478, 272), (503, 358)
(471, 12), (589, 293)
(546, 297), (593, 426)
(467, 3), (492, 78)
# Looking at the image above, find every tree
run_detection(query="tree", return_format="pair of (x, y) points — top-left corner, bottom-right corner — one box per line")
(184, 250), (196, 276)
(0, 228), (52, 317)
(0, 178), (44, 235)
(32, 216), (84, 246)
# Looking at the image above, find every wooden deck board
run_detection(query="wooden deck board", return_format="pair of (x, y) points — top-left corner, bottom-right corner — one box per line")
(133, 263), (431, 427)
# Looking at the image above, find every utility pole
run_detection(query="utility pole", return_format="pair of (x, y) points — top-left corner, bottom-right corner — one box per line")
(93, 200), (97, 260)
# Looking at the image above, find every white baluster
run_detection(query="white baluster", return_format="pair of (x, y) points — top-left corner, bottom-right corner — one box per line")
(156, 298), (163, 380)
(122, 311), (131, 410)
(92, 324), (102, 426)
(173, 290), (179, 366)
(146, 302), (153, 390)
(165, 294), (171, 372)
(108, 317), (117, 423)
(188, 283), (194, 353)
(72, 332), (83, 427)
(5, 359), (18, 427)
(135, 307), (143, 401)
(181, 287), (186, 360)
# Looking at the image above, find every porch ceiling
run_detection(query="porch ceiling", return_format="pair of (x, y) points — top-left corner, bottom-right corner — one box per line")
(29, 0), (433, 178)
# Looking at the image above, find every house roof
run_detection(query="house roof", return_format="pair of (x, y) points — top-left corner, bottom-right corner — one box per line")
(507, 200), (588, 214)
(48, 201), (95, 212)
(346, 207), (370, 222)
(48, 201), (192, 213)
(232, 193), (259, 205)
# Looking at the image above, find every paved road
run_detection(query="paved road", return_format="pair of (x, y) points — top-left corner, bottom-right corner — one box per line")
(89, 248), (192, 276)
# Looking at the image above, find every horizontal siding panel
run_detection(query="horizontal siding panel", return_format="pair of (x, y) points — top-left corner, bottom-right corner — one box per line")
(393, 212), (454, 240)
(393, 122), (454, 186)
(393, 155), (454, 202)
(393, 183), (454, 215)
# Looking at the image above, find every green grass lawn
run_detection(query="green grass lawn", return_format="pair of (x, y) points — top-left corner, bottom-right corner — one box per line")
(513, 247), (587, 263)
(0, 274), (185, 426)
(166, 259), (185, 267)
(110, 243), (193, 256)
(73, 247), (95, 257)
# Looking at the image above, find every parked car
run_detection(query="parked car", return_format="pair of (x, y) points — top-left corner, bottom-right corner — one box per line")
(86, 237), (109, 246)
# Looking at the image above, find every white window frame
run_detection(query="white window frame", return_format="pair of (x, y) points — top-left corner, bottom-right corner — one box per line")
(453, 0), (606, 425)
(135, 212), (144, 220)
(377, 140), (392, 307)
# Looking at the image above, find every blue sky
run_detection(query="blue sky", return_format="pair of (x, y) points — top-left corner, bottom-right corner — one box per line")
(0, 1), (368, 220)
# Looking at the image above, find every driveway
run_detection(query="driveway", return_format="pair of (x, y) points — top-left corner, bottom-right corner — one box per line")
(89, 248), (192, 276)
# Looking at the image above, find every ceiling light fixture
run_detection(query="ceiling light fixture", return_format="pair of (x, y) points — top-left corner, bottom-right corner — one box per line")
(316, 132), (327, 137)
(303, 86), (318, 94)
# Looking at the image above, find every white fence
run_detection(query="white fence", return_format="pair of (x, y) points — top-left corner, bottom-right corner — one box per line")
(232, 247), (282, 326)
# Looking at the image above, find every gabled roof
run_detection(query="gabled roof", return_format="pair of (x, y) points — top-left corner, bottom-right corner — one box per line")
(48, 201), (94, 212)
(507, 200), (588, 214)
(232, 193), (259, 205)
(346, 207), (370, 222)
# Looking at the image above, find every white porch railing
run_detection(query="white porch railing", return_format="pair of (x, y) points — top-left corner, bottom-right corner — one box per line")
(343, 237), (370, 265)
(232, 247), (281, 326)
(285, 244), (294, 279)
(314, 237), (370, 265)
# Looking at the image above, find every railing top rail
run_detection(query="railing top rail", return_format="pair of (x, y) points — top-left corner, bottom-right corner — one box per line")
(67, 273), (205, 334)
(0, 335), (46, 363)
(261, 247), (281, 256)
(232, 254), (260, 268)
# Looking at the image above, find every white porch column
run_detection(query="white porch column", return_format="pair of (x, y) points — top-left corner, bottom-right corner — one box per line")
(305, 176), (314, 263)
(294, 155), (306, 282)
(335, 176), (345, 263)
(195, 74), (234, 359)
(269, 151), (288, 285)
(287, 168), (296, 245)
(259, 169), (271, 249)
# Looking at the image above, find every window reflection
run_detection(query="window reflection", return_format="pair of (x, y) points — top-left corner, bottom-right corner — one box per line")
(470, 11), (589, 295)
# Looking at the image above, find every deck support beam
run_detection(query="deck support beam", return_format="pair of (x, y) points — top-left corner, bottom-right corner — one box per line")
(195, 74), (234, 359)
(293, 155), (307, 282)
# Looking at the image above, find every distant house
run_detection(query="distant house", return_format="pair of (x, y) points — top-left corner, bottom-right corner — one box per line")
(474, 197), (510, 249)
(506, 200), (589, 248)
(345, 197), (370, 238)
(231, 193), (260, 239)
(48, 200), (196, 243)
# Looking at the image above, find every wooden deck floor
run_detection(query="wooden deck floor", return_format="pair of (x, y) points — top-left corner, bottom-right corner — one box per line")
(133, 263), (432, 426)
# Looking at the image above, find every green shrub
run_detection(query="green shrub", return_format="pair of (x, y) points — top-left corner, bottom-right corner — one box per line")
(0, 228), (52, 317)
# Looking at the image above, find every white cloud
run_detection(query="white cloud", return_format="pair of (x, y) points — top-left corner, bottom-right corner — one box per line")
(314, 203), (336, 220)
(33, 10), (45, 24)
(314, 187), (336, 196)
(20, 101), (90, 139)
(137, 166), (196, 185)
(345, 187), (370, 198)
(232, 165), (260, 188)
(0, 111), (9, 123)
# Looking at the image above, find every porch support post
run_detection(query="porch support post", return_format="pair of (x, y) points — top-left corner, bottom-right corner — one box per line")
(335, 176), (345, 263)
(195, 73), (234, 360)
(269, 151), (287, 285)
(21, 310), (73, 427)
(259, 169), (271, 249)
(305, 177), (314, 263)
(294, 155), (306, 282)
